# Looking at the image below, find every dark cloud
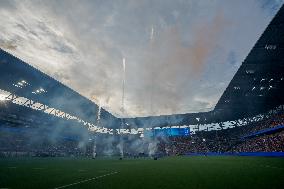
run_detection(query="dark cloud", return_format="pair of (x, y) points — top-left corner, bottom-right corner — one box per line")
(0, 0), (16, 10)
(0, 39), (17, 50)
(227, 51), (237, 65)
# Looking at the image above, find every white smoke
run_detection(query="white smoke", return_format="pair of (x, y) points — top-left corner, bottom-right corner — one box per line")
(116, 141), (124, 158)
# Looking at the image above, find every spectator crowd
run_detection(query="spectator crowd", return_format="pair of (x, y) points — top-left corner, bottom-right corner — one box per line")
(158, 113), (284, 155)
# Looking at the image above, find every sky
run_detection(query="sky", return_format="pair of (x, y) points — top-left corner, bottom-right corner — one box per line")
(0, 0), (283, 117)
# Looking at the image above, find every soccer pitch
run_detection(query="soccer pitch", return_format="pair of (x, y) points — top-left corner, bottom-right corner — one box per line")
(0, 156), (284, 189)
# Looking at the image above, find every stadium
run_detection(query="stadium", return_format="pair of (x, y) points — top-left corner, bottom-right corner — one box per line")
(0, 1), (284, 189)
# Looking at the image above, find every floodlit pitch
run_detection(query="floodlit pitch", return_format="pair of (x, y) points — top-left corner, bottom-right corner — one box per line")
(0, 156), (284, 189)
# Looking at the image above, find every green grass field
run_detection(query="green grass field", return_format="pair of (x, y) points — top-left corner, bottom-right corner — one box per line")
(0, 156), (284, 189)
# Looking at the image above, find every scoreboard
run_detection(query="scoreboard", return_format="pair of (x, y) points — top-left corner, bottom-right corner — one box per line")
(144, 127), (190, 137)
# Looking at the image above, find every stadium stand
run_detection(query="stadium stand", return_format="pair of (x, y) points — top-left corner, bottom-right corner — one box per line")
(158, 110), (284, 156)
(0, 4), (284, 158)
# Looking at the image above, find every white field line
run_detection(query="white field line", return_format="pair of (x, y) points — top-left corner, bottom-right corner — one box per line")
(53, 171), (118, 189)
(260, 165), (284, 170)
(33, 168), (45, 170)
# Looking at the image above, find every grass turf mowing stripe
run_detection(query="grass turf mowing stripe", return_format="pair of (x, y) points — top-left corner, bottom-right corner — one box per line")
(53, 171), (118, 189)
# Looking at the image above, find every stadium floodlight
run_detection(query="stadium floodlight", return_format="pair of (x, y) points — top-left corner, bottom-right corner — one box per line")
(0, 90), (10, 101)
(13, 80), (30, 88)
(13, 84), (23, 88)
(0, 94), (7, 101)
(32, 88), (46, 94)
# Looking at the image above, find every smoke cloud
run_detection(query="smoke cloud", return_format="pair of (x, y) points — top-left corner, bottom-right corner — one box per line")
(0, 0), (283, 117)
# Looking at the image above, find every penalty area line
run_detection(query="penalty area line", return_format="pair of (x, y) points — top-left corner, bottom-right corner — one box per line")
(53, 171), (118, 189)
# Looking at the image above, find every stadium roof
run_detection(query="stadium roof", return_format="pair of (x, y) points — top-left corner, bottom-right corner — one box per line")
(0, 49), (118, 128)
(0, 4), (283, 129)
(214, 4), (284, 119)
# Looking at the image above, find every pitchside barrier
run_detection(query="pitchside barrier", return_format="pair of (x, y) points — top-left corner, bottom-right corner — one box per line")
(241, 125), (284, 140)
